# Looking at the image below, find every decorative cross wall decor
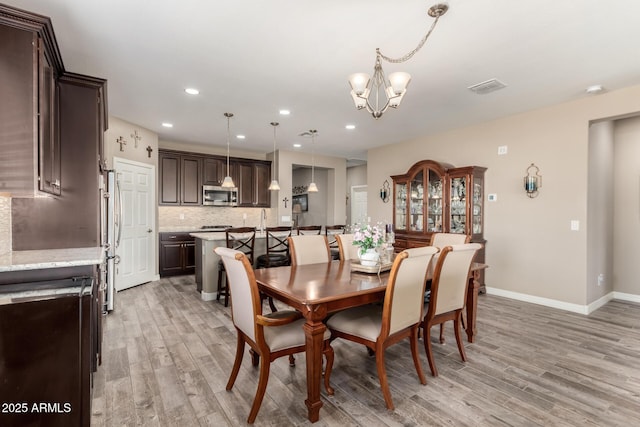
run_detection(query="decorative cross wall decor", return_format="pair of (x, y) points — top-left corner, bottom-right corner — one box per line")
(131, 130), (142, 148)
(116, 136), (127, 151)
(146, 145), (153, 158)
(282, 197), (289, 208)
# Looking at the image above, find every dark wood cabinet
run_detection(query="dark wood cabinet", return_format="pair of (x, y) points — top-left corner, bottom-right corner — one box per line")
(181, 155), (202, 205)
(392, 160), (487, 286)
(159, 151), (202, 205)
(202, 157), (227, 186)
(237, 160), (271, 207)
(159, 233), (196, 276)
(38, 39), (61, 195)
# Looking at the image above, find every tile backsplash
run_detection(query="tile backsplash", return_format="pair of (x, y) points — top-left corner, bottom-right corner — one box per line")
(0, 194), (10, 255)
(159, 206), (276, 230)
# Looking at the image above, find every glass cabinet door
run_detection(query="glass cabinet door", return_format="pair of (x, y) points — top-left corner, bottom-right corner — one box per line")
(427, 169), (443, 232)
(395, 182), (407, 231)
(472, 177), (483, 234)
(449, 176), (467, 234)
(409, 171), (424, 232)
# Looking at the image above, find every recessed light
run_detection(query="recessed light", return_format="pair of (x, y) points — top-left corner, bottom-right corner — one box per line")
(236, 135), (245, 140)
(279, 109), (291, 115)
(586, 85), (604, 94)
(162, 122), (173, 128)
(293, 143), (302, 148)
(345, 124), (356, 130)
(184, 88), (199, 95)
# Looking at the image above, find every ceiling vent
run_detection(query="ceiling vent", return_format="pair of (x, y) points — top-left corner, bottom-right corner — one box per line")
(468, 78), (507, 95)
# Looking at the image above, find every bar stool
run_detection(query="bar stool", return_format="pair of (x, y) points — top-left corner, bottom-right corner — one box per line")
(297, 225), (322, 235)
(256, 226), (292, 269)
(217, 227), (256, 307)
(325, 225), (345, 260)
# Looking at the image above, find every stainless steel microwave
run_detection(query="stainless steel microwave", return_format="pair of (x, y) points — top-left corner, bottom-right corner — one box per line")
(202, 185), (238, 206)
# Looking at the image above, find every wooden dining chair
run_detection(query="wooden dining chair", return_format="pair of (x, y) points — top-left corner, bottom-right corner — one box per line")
(422, 243), (481, 377)
(288, 235), (331, 266)
(217, 227), (256, 307)
(296, 225), (322, 235)
(325, 225), (345, 260)
(215, 247), (334, 424)
(335, 233), (359, 261)
(326, 246), (438, 410)
(429, 232), (471, 248)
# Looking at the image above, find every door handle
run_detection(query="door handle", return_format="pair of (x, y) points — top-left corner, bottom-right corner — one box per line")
(147, 229), (153, 233)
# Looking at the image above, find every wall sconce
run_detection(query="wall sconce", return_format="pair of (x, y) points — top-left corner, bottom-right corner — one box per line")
(380, 179), (390, 203)
(524, 163), (542, 198)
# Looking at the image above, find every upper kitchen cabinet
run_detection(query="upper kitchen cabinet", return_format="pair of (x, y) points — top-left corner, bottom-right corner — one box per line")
(236, 160), (271, 207)
(202, 156), (227, 186)
(0, 6), (64, 196)
(159, 150), (202, 205)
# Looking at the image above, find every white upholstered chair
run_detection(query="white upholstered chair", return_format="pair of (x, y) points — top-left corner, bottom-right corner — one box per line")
(422, 243), (481, 377)
(429, 232), (470, 248)
(326, 246), (438, 410)
(335, 233), (360, 262)
(288, 235), (331, 266)
(215, 247), (334, 424)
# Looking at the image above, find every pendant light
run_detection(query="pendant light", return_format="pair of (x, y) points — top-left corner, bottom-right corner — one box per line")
(308, 129), (318, 192)
(268, 122), (280, 191)
(221, 112), (235, 188)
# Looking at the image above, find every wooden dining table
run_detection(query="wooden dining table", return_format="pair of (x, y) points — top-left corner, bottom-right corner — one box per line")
(253, 259), (487, 423)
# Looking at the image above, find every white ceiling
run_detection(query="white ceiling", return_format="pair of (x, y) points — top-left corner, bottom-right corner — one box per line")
(7, 0), (640, 163)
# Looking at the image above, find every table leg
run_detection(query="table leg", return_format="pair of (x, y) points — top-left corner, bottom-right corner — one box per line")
(303, 318), (326, 423)
(465, 270), (480, 343)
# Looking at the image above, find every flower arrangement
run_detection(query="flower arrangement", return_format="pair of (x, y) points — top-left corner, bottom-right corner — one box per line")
(352, 223), (385, 255)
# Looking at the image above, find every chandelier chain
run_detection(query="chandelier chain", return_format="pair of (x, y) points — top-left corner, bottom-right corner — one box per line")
(377, 12), (442, 64)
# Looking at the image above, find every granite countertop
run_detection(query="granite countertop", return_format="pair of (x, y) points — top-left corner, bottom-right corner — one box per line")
(0, 247), (104, 273)
(159, 226), (209, 233)
(190, 231), (267, 241)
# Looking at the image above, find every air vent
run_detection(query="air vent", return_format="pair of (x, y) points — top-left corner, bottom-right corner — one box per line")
(467, 78), (507, 95)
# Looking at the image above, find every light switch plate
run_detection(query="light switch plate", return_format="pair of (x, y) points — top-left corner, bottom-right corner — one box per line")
(488, 193), (497, 202)
(281, 215), (291, 222)
(497, 145), (508, 155)
(570, 220), (580, 231)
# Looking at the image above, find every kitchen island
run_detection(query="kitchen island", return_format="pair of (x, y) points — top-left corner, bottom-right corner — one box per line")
(191, 231), (267, 301)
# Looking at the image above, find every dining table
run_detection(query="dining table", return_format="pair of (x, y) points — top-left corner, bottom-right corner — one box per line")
(253, 259), (487, 423)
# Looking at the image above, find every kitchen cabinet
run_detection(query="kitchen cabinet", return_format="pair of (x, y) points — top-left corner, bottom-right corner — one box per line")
(159, 150), (202, 205)
(392, 160), (487, 286)
(237, 160), (271, 207)
(0, 8), (64, 197)
(159, 232), (196, 276)
(202, 156), (227, 186)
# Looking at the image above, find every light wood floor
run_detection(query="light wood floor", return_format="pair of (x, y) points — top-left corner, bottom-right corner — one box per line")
(91, 276), (640, 426)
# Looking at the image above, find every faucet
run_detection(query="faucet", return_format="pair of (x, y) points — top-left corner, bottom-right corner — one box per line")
(259, 208), (267, 232)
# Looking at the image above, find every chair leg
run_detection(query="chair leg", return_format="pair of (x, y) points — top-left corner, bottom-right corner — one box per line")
(216, 268), (224, 302)
(374, 343), (394, 410)
(453, 312), (467, 363)
(423, 322), (438, 377)
(439, 323), (445, 344)
(268, 296), (278, 313)
(247, 356), (271, 424)
(323, 342), (335, 395)
(410, 326), (427, 385)
(288, 354), (295, 366)
(223, 272), (230, 307)
(250, 349), (260, 367)
(226, 333), (245, 390)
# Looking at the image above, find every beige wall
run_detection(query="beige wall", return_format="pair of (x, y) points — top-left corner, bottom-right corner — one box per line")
(0, 194), (10, 255)
(368, 84), (640, 308)
(613, 116), (640, 296)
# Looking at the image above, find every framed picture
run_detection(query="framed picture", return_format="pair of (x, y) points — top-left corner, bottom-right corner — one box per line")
(292, 194), (308, 212)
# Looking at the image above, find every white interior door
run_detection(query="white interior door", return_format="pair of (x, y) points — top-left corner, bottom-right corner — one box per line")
(351, 185), (368, 225)
(114, 157), (155, 291)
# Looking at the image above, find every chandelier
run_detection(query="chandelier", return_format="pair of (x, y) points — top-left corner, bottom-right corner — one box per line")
(348, 3), (449, 119)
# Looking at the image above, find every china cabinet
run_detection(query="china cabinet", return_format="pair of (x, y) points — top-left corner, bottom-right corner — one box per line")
(392, 160), (487, 286)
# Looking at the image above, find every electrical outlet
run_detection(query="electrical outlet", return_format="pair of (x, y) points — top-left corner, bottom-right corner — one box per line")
(497, 145), (508, 155)
(597, 274), (604, 287)
(179, 213), (185, 220)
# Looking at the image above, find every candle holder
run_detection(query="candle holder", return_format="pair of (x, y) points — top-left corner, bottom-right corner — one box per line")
(524, 163), (541, 198)
(380, 179), (390, 203)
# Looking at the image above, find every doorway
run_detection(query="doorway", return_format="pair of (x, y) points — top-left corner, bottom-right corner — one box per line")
(113, 157), (156, 291)
(350, 185), (368, 225)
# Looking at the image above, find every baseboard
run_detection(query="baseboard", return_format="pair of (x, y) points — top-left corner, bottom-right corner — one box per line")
(485, 287), (640, 315)
(485, 287), (590, 314)
(201, 291), (217, 301)
(613, 291), (640, 304)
